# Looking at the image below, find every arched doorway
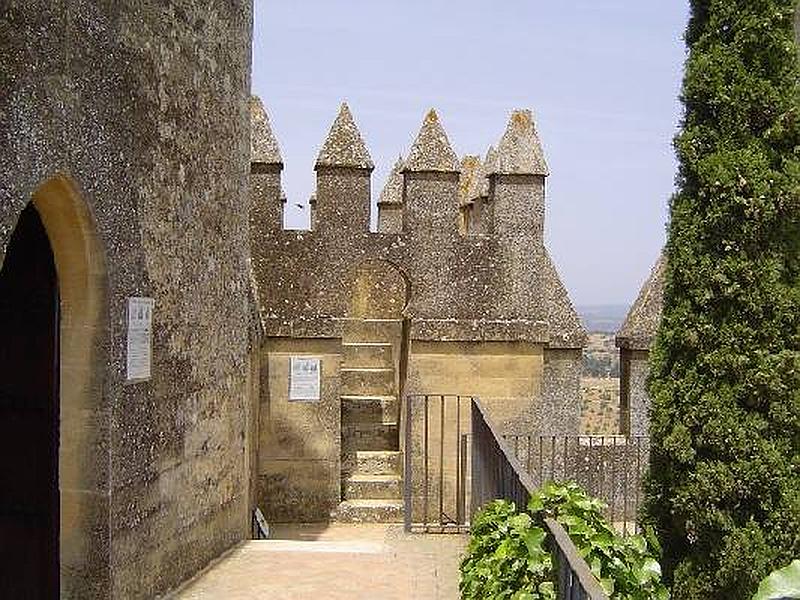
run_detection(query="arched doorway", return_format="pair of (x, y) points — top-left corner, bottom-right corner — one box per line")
(0, 176), (108, 597)
(0, 203), (60, 596)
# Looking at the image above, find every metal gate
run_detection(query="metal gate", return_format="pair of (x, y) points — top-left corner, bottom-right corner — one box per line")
(402, 395), (473, 532)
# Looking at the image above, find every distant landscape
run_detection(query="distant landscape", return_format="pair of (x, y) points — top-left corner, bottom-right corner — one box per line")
(576, 304), (629, 333)
(576, 305), (628, 434)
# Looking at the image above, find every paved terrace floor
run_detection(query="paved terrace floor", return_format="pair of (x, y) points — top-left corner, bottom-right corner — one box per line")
(171, 523), (467, 599)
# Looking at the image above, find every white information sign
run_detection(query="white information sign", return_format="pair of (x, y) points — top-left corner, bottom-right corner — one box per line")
(289, 357), (321, 401)
(126, 297), (154, 382)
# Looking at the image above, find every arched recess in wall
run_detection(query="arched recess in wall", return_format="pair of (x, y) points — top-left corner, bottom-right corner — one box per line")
(0, 174), (109, 596)
(349, 259), (410, 319)
(348, 259), (411, 396)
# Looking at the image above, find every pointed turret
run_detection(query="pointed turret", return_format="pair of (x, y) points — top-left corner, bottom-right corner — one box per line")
(616, 253), (666, 435)
(250, 96), (283, 166)
(479, 146), (496, 198)
(402, 109), (461, 236)
(379, 155), (404, 205)
(489, 109), (548, 242)
(462, 148), (493, 235)
(458, 155), (481, 206)
(458, 155), (480, 235)
(313, 103), (373, 233)
(249, 96), (284, 236)
(404, 109), (460, 173)
(488, 109), (548, 176)
(377, 156), (404, 234)
(315, 102), (374, 170)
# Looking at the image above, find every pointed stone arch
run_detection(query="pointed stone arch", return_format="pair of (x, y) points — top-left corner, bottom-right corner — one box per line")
(1, 174), (111, 596)
(348, 259), (411, 320)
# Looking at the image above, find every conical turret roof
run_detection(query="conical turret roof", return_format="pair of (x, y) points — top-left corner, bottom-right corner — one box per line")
(479, 146), (496, 196)
(378, 155), (405, 205)
(404, 109), (460, 173)
(489, 109), (548, 176)
(315, 102), (374, 169)
(250, 96), (282, 165)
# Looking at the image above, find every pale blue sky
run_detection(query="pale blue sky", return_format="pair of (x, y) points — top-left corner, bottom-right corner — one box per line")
(251, 1), (690, 306)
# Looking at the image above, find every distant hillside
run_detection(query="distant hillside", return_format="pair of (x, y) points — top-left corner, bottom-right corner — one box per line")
(576, 304), (629, 333)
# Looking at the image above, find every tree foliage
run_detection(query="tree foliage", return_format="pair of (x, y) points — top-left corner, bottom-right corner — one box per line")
(644, 1), (800, 598)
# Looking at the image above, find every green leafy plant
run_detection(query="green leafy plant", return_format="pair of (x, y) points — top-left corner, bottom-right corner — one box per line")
(752, 560), (800, 600)
(460, 500), (555, 600)
(644, 1), (800, 597)
(459, 484), (668, 599)
(528, 482), (669, 600)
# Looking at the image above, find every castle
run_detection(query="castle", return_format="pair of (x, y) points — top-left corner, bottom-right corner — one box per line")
(249, 98), (586, 522)
(1, 3), (585, 597)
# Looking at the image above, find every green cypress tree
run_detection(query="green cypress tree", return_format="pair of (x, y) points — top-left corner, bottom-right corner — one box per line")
(644, 1), (800, 598)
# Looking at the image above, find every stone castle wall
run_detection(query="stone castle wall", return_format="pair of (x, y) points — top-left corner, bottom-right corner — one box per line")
(249, 101), (587, 520)
(0, 3), (255, 597)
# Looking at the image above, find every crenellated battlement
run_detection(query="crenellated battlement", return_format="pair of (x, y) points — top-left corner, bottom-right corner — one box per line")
(249, 99), (551, 244)
(248, 96), (585, 350)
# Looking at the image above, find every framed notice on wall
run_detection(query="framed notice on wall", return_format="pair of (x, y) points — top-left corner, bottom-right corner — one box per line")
(126, 297), (154, 382)
(289, 357), (321, 401)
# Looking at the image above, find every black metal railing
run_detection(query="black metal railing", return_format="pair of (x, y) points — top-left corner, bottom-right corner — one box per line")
(403, 394), (472, 532)
(470, 400), (609, 600)
(502, 434), (648, 534)
(401, 395), (647, 597)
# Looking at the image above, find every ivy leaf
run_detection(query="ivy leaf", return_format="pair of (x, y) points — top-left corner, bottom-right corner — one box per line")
(752, 560), (800, 600)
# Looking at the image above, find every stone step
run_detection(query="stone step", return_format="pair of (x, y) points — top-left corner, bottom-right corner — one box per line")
(355, 450), (402, 476)
(342, 423), (399, 452)
(341, 367), (394, 396)
(334, 499), (404, 523)
(344, 474), (402, 501)
(342, 319), (402, 343)
(342, 342), (393, 368)
(341, 395), (398, 424)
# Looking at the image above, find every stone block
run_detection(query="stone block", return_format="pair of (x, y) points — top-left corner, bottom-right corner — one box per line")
(341, 395), (398, 424)
(258, 459), (339, 522)
(342, 342), (393, 368)
(355, 450), (401, 476)
(344, 474), (402, 500)
(342, 423), (399, 452)
(341, 367), (394, 396)
(334, 499), (403, 523)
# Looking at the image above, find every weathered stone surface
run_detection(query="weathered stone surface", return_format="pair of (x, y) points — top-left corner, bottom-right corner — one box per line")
(488, 109), (549, 176)
(342, 395), (398, 423)
(342, 342), (393, 367)
(0, 3), (255, 597)
(619, 348), (651, 436)
(335, 499), (404, 523)
(616, 254), (665, 351)
(355, 450), (402, 476)
(404, 109), (461, 173)
(539, 348), (583, 435)
(258, 459), (340, 522)
(250, 96), (282, 165)
(316, 102), (374, 170)
(458, 155), (481, 206)
(480, 146), (496, 197)
(344, 474), (402, 500)
(378, 155), (404, 205)
(614, 254), (666, 438)
(249, 105), (585, 349)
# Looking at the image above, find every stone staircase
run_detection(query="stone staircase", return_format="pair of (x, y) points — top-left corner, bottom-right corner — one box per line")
(336, 320), (403, 522)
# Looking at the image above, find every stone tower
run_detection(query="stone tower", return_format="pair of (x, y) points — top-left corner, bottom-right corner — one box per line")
(248, 100), (587, 523)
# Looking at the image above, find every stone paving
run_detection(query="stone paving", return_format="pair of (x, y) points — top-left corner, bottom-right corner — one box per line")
(171, 523), (467, 599)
